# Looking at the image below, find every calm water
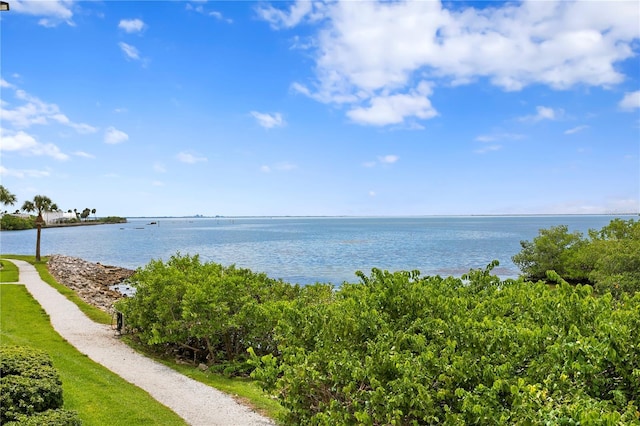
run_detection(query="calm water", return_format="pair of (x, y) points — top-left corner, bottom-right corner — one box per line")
(0, 216), (633, 285)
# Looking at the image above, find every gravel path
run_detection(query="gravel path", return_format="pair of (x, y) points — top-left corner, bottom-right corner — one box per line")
(7, 259), (276, 426)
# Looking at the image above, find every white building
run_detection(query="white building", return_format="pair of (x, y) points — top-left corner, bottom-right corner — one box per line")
(42, 211), (77, 224)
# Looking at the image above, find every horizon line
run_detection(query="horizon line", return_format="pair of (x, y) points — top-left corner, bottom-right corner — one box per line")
(123, 212), (640, 219)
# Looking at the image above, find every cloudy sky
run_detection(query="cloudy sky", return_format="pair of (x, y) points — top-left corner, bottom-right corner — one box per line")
(1, 0), (639, 217)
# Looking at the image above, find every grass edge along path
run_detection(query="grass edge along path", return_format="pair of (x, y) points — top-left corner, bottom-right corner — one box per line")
(0, 259), (19, 282)
(1, 254), (111, 324)
(122, 336), (286, 422)
(0, 255), (284, 423)
(0, 283), (187, 425)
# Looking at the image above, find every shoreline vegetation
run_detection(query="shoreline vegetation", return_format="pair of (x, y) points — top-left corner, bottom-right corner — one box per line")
(0, 215), (127, 231)
(1, 218), (638, 425)
(38, 218), (128, 229)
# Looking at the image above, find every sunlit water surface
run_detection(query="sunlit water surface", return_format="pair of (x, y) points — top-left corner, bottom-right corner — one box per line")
(1, 216), (632, 285)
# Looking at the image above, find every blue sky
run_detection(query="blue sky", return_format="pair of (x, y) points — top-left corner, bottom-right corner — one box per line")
(1, 0), (639, 217)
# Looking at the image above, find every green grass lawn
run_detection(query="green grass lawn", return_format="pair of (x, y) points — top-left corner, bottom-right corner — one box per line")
(0, 284), (187, 425)
(1, 255), (111, 324)
(0, 259), (19, 282)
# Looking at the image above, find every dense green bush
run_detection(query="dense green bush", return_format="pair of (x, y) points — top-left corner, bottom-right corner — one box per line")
(4, 409), (82, 426)
(512, 224), (585, 282)
(250, 264), (640, 425)
(0, 214), (35, 230)
(101, 216), (127, 223)
(513, 218), (640, 296)
(0, 346), (53, 376)
(0, 347), (66, 424)
(116, 253), (309, 370)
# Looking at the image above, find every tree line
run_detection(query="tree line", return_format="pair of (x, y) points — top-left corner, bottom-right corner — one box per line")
(1, 186), (98, 224)
(512, 218), (639, 298)
(0, 185), (125, 260)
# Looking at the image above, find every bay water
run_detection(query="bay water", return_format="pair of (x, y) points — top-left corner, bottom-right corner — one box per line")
(0, 215), (633, 285)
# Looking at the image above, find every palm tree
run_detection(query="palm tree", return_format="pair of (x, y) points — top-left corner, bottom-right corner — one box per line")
(0, 185), (17, 213)
(92, 208), (97, 221)
(21, 195), (58, 261)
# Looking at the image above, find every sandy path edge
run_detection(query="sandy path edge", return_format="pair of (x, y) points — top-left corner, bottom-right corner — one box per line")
(5, 259), (275, 426)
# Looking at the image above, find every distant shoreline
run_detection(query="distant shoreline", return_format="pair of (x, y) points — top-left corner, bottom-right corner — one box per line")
(44, 221), (121, 229)
(125, 213), (639, 219)
(0, 218), (127, 232)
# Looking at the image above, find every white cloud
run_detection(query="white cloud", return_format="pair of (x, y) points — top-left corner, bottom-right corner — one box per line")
(119, 42), (140, 60)
(73, 151), (95, 159)
(118, 18), (145, 33)
(378, 155), (399, 165)
(31, 143), (69, 160)
(209, 11), (233, 23)
(104, 127), (129, 144)
(186, 3), (233, 22)
(519, 106), (563, 123)
(347, 82), (437, 126)
(68, 122), (98, 134)
(474, 145), (502, 154)
(0, 79), (14, 89)
(364, 154), (399, 167)
(475, 133), (525, 142)
(152, 181), (164, 187)
(10, 0), (74, 27)
(564, 125), (589, 135)
(1, 87), (97, 133)
(369, 190), (376, 197)
(268, 0), (640, 126)
(475, 135), (495, 143)
(250, 111), (286, 129)
(619, 90), (640, 110)
(0, 129), (69, 160)
(153, 162), (166, 173)
(290, 35), (315, 51)
(177, 152), (207, 164)
(474, 132), (523, 153)
(260, 162), (297, 172)
(0, 166), (51, 178)
(256, 0), (315, 29)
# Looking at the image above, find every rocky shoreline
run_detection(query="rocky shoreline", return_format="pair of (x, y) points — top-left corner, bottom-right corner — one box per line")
(47, 255), (136, 312)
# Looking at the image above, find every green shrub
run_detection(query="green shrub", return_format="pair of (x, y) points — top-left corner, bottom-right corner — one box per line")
(0, 214), (35, 230)
(101, 216), (127, 223)
(4, 408), (82, 426)
(116, 253), (304, 370)
(513, 218), (640, 296)
(512, 224), (586, 282)
(0, 347), (64, 424)
(0, 346), (54, 376)
(250, 264), (640, 425)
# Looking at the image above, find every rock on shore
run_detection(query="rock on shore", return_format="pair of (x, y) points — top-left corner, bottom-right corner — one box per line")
(47, 255), (136, 312)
